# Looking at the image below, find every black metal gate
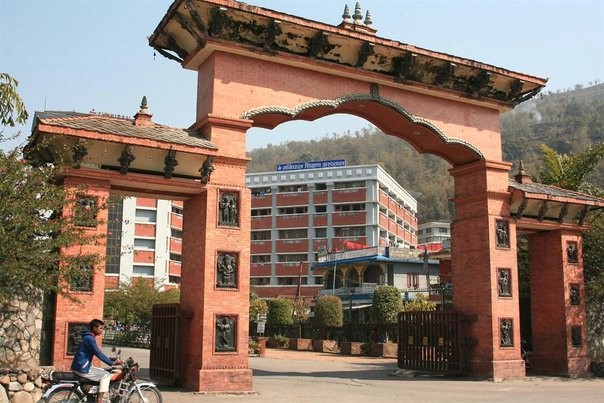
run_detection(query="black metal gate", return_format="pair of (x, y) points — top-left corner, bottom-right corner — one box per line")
(398, 310), (466, 375)
(150, 303), (181, 385)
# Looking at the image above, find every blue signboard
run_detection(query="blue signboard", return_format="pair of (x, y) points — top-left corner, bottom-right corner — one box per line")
(276, 159), (346, 172)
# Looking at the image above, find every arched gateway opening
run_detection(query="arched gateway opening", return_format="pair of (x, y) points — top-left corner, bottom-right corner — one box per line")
(28, 0), (602, 393)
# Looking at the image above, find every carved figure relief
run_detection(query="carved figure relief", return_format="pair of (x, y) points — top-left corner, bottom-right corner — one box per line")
(497, 269), (511, 297)
(215, 316), (235, 352)
(571, 326), (582, 347)
(74, 195), (98, 228)
(217, 253), (237, 288)
(567, 241), (578, 264)
(495, 220), (510, 248)
(72, 139), (88, 168)
(118, 145), (136, 174)
(500, 318), (513, 347)
(163, 149), (178, 179)
(199, 156), (215, 184)
(218, 192), (239, 227)
(67, 323), (88, 355)
(570, 284), (580, 305)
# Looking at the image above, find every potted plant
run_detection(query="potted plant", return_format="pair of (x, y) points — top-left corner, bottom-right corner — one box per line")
(266, 298), (293, 348)
(369, 285), (402, 357)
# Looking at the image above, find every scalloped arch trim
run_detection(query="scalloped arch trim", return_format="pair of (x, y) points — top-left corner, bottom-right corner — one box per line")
(241, 94), (484, 160)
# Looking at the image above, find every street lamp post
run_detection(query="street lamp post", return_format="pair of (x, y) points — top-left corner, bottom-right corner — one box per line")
(348, 287), (354, 322)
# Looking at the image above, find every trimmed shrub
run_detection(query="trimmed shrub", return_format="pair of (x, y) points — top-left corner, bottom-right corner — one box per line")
(314, 295), (343, 339)
(267, 298), (293, 334)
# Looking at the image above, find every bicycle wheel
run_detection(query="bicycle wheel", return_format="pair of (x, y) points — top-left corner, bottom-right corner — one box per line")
(125, 385), (162, 403)
(44, 386), (83, 402)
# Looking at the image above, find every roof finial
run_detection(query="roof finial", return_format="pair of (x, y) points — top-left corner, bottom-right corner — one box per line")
(139, 96), (148, 114)
(364, 10), (373, 26)
(514, 160), (532, 184)
(352, 2), (363, 24)
(341, 4), (351, 23)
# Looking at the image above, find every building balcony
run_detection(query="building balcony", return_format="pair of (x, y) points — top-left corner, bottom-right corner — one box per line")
(251, 240), (272, 254)
(313, 191), (327, 204)
(276, 239), (308, 253)
(169, 261), (181, 276)
(250, 262), (271, 276)
(275, 263), (307, 276)
(133, 250), (155, 264)
(276, 192), (309, 206)
(170, 213), (183, 228)
(251, 193), (272, 208)
(313, 239), (328, 252)
(169, 238), (182, 253)
(276, 214), (308, 228)
(332, 188), (366, 203)
(134, 223), (156, 237)
(313, 213), (327, 226)
(332, 211), (366, 226)
(251, 216), (272, 228)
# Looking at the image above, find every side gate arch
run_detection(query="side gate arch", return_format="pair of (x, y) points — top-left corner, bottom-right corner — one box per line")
(30, 0), (600, 394)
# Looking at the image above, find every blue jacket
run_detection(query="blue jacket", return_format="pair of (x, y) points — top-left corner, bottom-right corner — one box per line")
(71, 331), (114, 373)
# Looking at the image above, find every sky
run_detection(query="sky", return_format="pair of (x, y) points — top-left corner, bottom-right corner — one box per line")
(1, 0), (603, 152)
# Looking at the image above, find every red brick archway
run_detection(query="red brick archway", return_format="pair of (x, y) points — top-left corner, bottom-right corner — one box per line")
(29, 0), (602, 393)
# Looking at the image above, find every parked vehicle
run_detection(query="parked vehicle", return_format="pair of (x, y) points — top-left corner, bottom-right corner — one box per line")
(41, 349), (162, 403)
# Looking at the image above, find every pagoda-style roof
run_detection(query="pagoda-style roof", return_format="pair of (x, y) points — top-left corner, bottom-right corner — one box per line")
(25, 104), (219, 189)
(30, 111), (216, 150)
(149, 0), (547, 107)
(509, 171), (604, 232)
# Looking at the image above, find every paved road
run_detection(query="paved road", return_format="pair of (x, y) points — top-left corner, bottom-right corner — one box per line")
(110, 347), (604, 403)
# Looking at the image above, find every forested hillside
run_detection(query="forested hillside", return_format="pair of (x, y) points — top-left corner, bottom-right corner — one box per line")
(247, 84), (604, 222)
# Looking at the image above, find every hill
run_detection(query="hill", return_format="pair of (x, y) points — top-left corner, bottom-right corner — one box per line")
(247, 84), (604, 222)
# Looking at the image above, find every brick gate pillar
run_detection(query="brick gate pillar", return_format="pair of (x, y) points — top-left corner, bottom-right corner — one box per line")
(53, 175), (110, 369)
(179, 116), (253, 392)
(450, 160), (525, 379)
(526, 230), (590, 376)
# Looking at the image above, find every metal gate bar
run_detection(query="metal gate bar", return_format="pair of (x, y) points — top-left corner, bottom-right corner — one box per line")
(398, 310), (466, 375)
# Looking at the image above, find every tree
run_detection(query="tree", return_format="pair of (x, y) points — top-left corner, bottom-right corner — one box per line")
(0, 73), (102, 306)
(370, 285), (402, 323)
(267, 298), (293, 335)
(313, 295), (343, 339)
(538, 144), (604, 196)
(103, 279), (179, 330)
(249, 297), (268, 322)
(0, 73), (28, 130)
(401, 294), (436, 311)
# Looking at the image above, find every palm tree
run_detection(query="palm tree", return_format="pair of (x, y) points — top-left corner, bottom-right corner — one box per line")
(537, 144), (604, 196)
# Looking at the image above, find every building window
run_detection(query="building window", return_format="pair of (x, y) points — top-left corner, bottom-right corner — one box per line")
(251, 187), (271, 197)
(169, 275), (181, 284)
(133, 265), (154, 276)
(407, 273), (419, 289)
(279, 184), (307, 193)
(279, 229), (307, 239)
(315, 205), (327, 213)
(171, 205), (183, 215)
(134, 238), (155, 250)
(334, 180), (364, 189)
(251, 255), (270, 263)
(277, 254), (306, 263)
(135, 209), (157, 223)
(250, 277), (271, 286)
(252, 231), (271, 240)
(251, 208), (271, 217)
(315, 228), (327, 238)
(278, 206), (308, 215)
(315, 183), (327, 190)
(335, 226), (366, 237)
(334, 203), (365, 212)
(105, 201), (123, 275)
(171, 228), (183, 239)
(170, 253), (182, 262)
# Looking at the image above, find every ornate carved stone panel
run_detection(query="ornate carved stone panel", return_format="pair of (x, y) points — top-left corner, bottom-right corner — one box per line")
(66, 323), (88, 356)
(570, 284), (580, 305)
(571, 326), (582, 348)
(216, 253), (237, 288)
(566, 241), (578, 264)
(215, 316), (236, 352)
(218, 192), (239, 227)
(74, 195), (98, 228)
(497, 268), (512, 297)
(499, 318), (513, 347)
(495, 220), (510, 248)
